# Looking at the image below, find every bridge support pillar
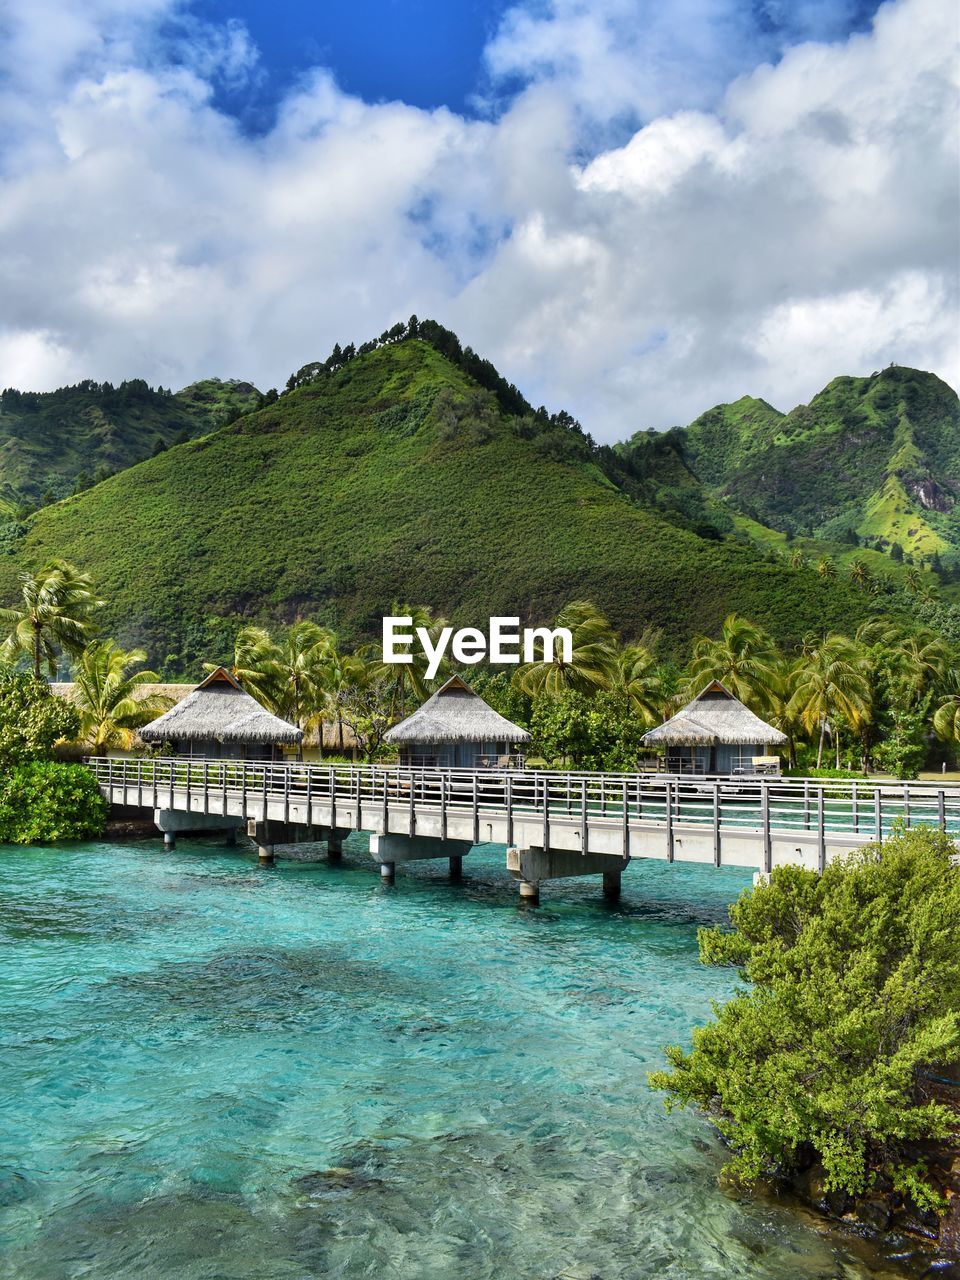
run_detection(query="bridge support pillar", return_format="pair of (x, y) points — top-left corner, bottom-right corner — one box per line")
(326, 828), (350, 862)
(368, 833), (472, 881)
(507, 846), (628, 905)
(518, 878), (540, 905)
(449, 855), (463, 881)
(602, 869), (622, 901)
(155, 808), (242, 843)
(380, 861), (395, 883)
(249, 821), (275, 864)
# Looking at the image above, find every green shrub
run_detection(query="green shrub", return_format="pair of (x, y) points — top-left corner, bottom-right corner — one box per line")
(650, 826), (960, 1211)
(0, 761), (107, 843)
(0, 673), (79, 766)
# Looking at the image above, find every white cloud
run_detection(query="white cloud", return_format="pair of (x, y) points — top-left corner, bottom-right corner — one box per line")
(0, 329), (83, 391)
(0, 0), (955, 439)
(752, 273), (958, 394)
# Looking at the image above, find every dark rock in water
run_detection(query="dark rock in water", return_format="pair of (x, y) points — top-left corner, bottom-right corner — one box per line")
(0, 1168), (35, 1206)
(940, 1195), (960, 1256)
(858, 1196), (892, 1232)
(292, 1166), (384, 1199)
(690, 1136), (712, 1154)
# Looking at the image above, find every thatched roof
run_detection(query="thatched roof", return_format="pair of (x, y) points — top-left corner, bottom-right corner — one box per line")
(384, 675), (530, 746)
(642, 681), (787, 747)
(52, 682), (190, 707)
(138, 668), (303, 746)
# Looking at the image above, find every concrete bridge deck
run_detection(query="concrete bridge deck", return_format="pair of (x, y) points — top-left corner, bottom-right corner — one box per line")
(87, 757), (960, 903)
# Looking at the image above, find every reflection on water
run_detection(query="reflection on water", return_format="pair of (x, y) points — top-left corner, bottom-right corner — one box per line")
(0, 838), (917, 1278)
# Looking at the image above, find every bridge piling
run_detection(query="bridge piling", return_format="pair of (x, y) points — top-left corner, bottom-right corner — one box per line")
(518, 879), (540, 905)
(507, 846), (628, 906)
(368, 833), (472, 882)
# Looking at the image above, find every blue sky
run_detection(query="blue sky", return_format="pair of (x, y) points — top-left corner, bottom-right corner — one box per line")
(190, 0), (513, 122)
(0, 0), (956, 438)
(188, 0), (884, 131)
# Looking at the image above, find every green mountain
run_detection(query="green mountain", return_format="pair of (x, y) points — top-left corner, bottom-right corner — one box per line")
(0, 376), (261, 511)
(0, 337), (898, 675)
(673, 367), (960, 560)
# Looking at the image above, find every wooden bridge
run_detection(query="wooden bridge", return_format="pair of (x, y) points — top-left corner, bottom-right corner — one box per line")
(87, 757), (960, 903)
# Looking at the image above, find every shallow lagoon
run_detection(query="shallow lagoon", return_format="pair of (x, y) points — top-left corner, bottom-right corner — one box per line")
(0, 838), (911, 1278)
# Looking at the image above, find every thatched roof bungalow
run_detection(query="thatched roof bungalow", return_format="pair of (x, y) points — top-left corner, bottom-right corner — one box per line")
(643, 680), (786, 776)
(384, 675), (530, 769)
(138, 667), (302, 760)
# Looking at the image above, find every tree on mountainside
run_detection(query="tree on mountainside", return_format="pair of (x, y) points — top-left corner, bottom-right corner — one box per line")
(686, 614), (782, 716)
(788, 634), (872, 768)
(211, 622), (333, 729)
(0, 560), (103, 679)
(71, 641), (170, 754)
(610, 643), (668, 727)
(518, 601), (618, 697)
(816, 556), (835, 580)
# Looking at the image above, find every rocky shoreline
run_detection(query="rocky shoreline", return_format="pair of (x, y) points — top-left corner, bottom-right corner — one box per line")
(774, 1130), (960, 1276)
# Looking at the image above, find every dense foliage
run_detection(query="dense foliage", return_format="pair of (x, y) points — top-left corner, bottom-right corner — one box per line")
(650, 827), (960, 1212)
(0, 673), (105, 844)
(0, 761), (107, 843)
(675, 366), (960, 563)
(0, 338), (899, 673)
(0, 672), (79, 766)
(0, 376), (260, 513)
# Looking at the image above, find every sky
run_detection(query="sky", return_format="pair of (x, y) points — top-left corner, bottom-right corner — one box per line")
(0, 0), (957, 440)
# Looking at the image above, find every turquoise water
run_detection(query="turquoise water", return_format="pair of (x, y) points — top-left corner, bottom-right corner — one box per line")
(0, 838), (907, 1279)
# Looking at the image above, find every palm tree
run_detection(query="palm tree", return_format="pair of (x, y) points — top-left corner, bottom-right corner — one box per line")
(374, 603), (450, 720)
(816, 556), (836, 580)
(933, 672), (960, 743)
(685, 614), (782, 716)
(212, 622), (333, 728)
(849, 558), (872, 591)
(611, 643), (666, 726)
(518, 600), (618, 697)
(71, 641), (171, 754)
(314, 643), (367, 753)
(769, 655), (806, 769)
(789, 548), (807, 571)
(887, 630), (952, 709)
(276, 621), (335, 728)
(212, 625), (283, 710)
(788, 634), (872, 768)
(0, 559), (103, 679)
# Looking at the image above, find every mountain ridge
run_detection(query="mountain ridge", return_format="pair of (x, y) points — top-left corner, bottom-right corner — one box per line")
(0, 338), (900, 675)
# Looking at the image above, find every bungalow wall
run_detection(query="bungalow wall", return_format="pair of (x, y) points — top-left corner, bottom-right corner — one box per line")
(398, 739), (515, 769)
(664, 743), (765, 775)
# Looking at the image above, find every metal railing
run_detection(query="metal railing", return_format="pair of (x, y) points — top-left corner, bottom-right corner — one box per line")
(87, 756), (960, 866)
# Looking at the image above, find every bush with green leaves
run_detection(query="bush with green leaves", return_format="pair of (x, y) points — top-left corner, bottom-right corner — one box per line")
(0, 761), (107, 843)
(0, 671), (79, 766)
(650, 826), (960, 1212)
(529, 689), (648, 770)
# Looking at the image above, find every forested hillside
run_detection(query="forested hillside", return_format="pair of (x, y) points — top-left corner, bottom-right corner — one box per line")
(0, 337), (891, 675)
(0, 376), (261, 512)
(672, 367), (960, 561)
